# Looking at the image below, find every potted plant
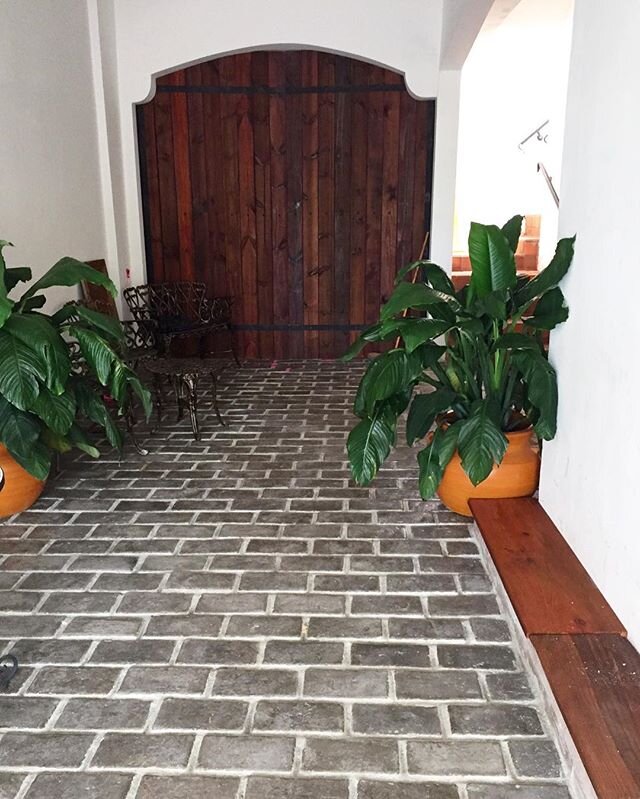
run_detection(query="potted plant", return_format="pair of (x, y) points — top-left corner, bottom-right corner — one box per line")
(343, 216), (575, 516)
(0, 239), (151, 517)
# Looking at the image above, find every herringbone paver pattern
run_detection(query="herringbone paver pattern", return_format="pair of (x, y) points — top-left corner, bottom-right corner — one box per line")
(0, 362), (570, 798)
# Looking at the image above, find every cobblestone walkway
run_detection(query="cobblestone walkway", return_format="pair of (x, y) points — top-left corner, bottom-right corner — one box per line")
(0, 362), (571, 798)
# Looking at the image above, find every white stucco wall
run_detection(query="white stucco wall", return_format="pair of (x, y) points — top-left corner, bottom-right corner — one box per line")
(539, 0), (640, 646)
(89, 0), (464, 287)
(453, 0), (573, 266)
(0, 0), (106, 309)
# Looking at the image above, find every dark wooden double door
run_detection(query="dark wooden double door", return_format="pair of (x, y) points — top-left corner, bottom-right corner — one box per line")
(137, 50), (435, 359)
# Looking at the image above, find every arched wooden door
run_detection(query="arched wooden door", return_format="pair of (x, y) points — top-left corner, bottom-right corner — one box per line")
(136, 51), (435, 359)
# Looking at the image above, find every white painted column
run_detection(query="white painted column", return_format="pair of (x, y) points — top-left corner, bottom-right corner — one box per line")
(430, 70), (462, 273)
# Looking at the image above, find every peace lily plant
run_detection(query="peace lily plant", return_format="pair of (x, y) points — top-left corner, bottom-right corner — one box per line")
(0, 240), (151, 480)
(343, 215), (575, 499)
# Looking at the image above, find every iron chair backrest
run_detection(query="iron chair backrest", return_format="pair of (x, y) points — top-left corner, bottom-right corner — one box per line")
(123, 282), (209, 331)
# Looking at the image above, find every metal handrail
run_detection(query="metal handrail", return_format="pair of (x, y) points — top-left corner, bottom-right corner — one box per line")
(537, 162), (560, 208)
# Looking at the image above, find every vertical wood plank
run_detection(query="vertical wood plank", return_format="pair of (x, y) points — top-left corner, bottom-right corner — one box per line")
(348, 60), (368, 343)
(169, 70), (195, 281)
(251, 52), (274, 358)
(396, 89), (417, 271)
(219, 56), (244, 356)
(317, 53), (335, 358)
(285, 51), (304, 359)
(236, 53), (259, 359)
(380, 73), (400, 304)
(302, 51), (320, 359)
(186, 64), (209, 286)
(202, 59), (228, 302)
(139, 102), (164, 282)
(269, 52), (289, 360)
(333, 55), (352, 356)
(153, 88), (180, 282)
(364, 66), (384, 332)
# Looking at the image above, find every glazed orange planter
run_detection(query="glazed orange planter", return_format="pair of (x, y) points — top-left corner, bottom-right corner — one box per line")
(0, 445), (45, 518)
(437, 428), (540, 517)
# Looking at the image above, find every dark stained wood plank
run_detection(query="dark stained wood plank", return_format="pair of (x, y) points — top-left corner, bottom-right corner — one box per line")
(169, 70), (195, 281)
(251, 51), (274, 358)
(380, 72), (400, 306)
(533, 634), (640, 799)
(139, 103), (164, 282)
(285, 51), (304, 359)
(333, 55), (352, 356)
(219, 56), (244, 356)
(202, 59), (228, 302)
(236, 53), (258, 359)
(316, 53), (336, 358)
(470, 497), (626, 635)
(317, 53), (336, 358)
(348, 60), (368, 342)
(364, 64), (384, 333)
(268, 52), (289, 360)
(302, 51), (320, 359)
(186, 64), (209, 287)
(152, 88), (180, 282)
(395, 88), (417, 272)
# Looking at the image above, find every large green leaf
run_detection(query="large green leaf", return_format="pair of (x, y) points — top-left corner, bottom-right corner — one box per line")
(74, 380), (123, 449)
(457, 401), (508, 485)
(406, 389), (456, 445)
(494, 332), (540, 351)
(73, 305), (124, 343)
(513, 350), (558, 439)
(0, 241), (15, 327)
(30, 387), (76, 435)
(516, 235), (576, 308)
(525, 286), (569, 330)
(422, 262), (456, 295)
(381, 282), (461, 320)
(5, 266), (32, 293)
(0, 330), (47, 410)
(19, 256), (116, 303)
(4, 314), (71, 394)
(468, 223), (517, 299)
(417, 429), (445, 499)
(70, 326), (117, 385)
(396, 318), (451, 353)
(347, 413), (395, 485)
(354, 349), (417, 418)
(0, 397), (50, 479)
(108, 360), (152, 421)
(417, 343), (447, 370)
(501, 215), (524, 253)
(67, 423), (100, 458)
(470, 289), (508, 321)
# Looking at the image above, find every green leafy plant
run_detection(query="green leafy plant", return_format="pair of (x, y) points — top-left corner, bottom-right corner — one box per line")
(0, 240), (152, 479)
(343, 216), (575, 498)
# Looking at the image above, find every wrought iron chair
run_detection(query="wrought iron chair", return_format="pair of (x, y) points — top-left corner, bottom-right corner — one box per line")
(123, 282), (239, 364)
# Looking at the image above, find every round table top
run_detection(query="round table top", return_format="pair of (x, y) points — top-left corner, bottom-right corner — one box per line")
(142, 357), (229, 377)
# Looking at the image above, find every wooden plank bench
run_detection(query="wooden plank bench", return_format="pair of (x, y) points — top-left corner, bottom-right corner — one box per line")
(469, 496), (640, 798)
(533, 634), (640, 799)
(469, 496), (625, 636)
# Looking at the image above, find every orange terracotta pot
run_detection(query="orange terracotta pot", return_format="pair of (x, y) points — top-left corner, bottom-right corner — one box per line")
(0, 445), (45, 518)
(437, 427), (540, 517)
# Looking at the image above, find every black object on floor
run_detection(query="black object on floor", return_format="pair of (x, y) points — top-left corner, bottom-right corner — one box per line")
(0, 655), (18, 690)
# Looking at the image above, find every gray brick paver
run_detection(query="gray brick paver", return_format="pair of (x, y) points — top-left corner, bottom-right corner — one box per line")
(0, 362), (567, 793)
